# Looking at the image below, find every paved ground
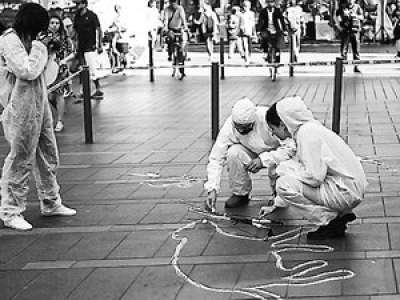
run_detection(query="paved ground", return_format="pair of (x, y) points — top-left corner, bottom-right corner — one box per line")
(1, 47), (400, 300)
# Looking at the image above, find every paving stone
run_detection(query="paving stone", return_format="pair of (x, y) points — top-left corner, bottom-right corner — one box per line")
(164, 184), (204, 199)
(376, 144), (400, 157)
(342, 259), (396, 295)
(62, 183), (108, 201)
(345, 224), (389, 251)
(57, 168), (99, 182)
(203, 229), (271, 256)
(0, 270), (40, 299)
(59, 232), (129, 260)
(129, 184), (167, 199)
(233, 262), (288, 299)
(112, 152), (151, 164)
(353, 198), (385, 217)
(155, 227), (215, 257)
(370, 295), (400, 300)
(289, 297), (368, 300)
(60, 153), (124, 165)
(12, 268), (91, 300)
(0, 235), (38, 264)
(141, 151), (180, 164)
(171, 151), (207, 163)
(68, 267), (142, 300)
(95, 183), (140, 200)
(121, 266), (185, 300)
(108, 230), (170, 258)
(2, 233), (83, 269)
(87, 167), (132, 180)
(140, 203), (188, 224)
(99, 204), (154, 225)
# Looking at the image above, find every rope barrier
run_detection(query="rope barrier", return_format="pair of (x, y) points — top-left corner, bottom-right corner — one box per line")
(47, 68), (83, 94)
(96, 57), (400, 73)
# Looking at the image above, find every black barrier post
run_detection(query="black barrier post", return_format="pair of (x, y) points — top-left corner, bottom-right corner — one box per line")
(289, 33), (294, 77)
(81, 66), (93, 144)
(219, 36), (225, 80)
(332, 57), (343, 134)
(211, 62), (220, 141)
(148, 34), (154, 82)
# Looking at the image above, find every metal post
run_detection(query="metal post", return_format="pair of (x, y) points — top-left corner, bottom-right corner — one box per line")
(148, 34), (154, 82)
(211, 62), (220, 141)
(332, 57), (343, 134)
(81, 66), (93, 144)
(219, 36), (225, 80)
(381, 0), (385, 43)
(289, 33), (294, 77)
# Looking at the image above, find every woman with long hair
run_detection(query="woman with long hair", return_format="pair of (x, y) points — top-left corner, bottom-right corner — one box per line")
(0, 3), (76, 231)
(46, 14), (74, 132)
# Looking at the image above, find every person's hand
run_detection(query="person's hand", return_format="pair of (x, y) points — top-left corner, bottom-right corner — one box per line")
(246, 157), (263, 173)
(259, 205), (276, 217)
(205, 190), (217, 213)
(36, 32), (52, 47)
(283, 31), (288, 36)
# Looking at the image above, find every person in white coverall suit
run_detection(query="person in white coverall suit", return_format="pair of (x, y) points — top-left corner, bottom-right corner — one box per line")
(260, 96), (367, 240)
(204, 97), (296, 212)
(0, 3), (76, 231)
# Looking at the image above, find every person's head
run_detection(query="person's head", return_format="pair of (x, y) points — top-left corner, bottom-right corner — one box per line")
(266, 96), (314, 140)
(266, 0), (276, 9)
(114, 4), (122, 13)
(13, 3), (49, 39)
(63, 17), (73, 35)
(243, 0), (251, 11)
(170, 0), (178, 9)
(290, 0), (297, 6)
(396, 9), (400, 18)
(148, 0), (156, 8)
(49, 14), (64, 34)
(74, 0), (88, 13)
(231, 97), (257, 135)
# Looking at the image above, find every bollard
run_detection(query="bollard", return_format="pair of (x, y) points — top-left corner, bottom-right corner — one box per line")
(211, 62), (220, 141)
(332, 57), (343, 134)
(81, 66), (93, 144)
(289, 33), (294, 77)
(148, 35), (155, 82)
(219, 36), (225, 80)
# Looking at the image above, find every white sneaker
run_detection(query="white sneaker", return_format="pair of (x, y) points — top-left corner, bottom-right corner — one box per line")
(4, 215), (32, 231)
(54, 121), (64, 132)
(41, 204), (77, 217)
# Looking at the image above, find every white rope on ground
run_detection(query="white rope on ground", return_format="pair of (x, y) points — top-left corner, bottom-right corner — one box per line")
(171, 218), (355, 300)
(128, 172), (204, 188)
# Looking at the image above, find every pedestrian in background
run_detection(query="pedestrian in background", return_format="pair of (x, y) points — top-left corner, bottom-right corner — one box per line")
(239, 0), (256, 64)
(201, 2), (219, 61)
(335, 0), (363, 72)
(227, 6), (244, 59)
(73, 0), (104, 99)
(0, 3), (76, 231)
(285, 0), (304, 62)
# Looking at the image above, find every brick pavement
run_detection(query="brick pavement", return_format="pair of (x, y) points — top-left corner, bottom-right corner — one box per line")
(1, 52), (400, 299)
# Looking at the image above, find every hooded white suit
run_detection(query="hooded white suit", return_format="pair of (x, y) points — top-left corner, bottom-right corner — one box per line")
(204, 98), (296, 196)
(0, 30), (62, 221)
(273, 97), (367, 225)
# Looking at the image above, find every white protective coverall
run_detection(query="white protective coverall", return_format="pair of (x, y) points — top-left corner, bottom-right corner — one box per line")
(204, 98), (296, 196)
(273, 97), (368, 225)
(0, 30), (62, 221)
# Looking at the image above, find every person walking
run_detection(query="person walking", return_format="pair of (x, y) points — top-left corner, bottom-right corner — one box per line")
(285, 0), (304, 62)
(227, 6), (244, 59)
(0, 3), (76, 231)
(200, 2), (219, 61)
(239, 0), (256, 64)
(335, 0), (363, 73)
(73, 0), (104, 99)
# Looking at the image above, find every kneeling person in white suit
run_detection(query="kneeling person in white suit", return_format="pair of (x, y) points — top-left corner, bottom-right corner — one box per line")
(260, 96), (367, 240)
(204, 97), (296, 212)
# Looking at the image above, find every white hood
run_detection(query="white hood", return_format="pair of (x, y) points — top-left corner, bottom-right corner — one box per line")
(276, 96), (314, 136)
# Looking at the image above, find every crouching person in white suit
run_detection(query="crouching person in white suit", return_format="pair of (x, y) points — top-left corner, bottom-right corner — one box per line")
(204, 97), (296, 212)
(260, 96), (367, 240)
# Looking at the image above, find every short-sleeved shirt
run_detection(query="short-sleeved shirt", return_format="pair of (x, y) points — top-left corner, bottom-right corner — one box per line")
(74, 9), (100, 53)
